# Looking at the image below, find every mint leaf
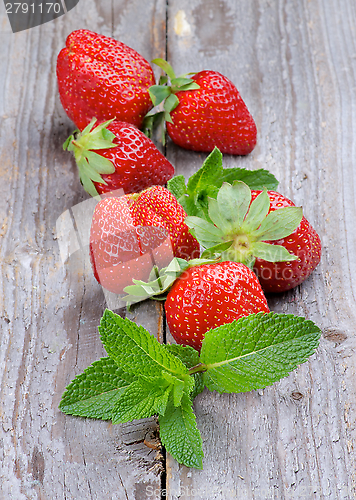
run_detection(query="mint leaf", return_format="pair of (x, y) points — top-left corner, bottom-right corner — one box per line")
(112, 375), (172, 424)
(186, 147), (223, 194)
(99, 309), (188, 378)
(59, 357), (135, 420)
(200, 313), (321, 394)
(167, 149), (279, 221)
(165, 344), (205, 399)
(167, 175), (187, 199)
(220, 167), (279, 190)
(159, 392), (203, 469)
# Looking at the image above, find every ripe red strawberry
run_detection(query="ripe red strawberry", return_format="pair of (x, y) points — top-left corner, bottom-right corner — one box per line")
(186, 181), (321, 293)
(147, 60), (257, 155)
(251, 190), (322, 293)
(89, 195), (171, 294)
(89, 187), (199, 294)
(130, 185), (200, 261)
(64, 119), (174, 197)
(167, 71), (257, 155)
(165, 261), (270, 351)
(57, 29), (155, 130)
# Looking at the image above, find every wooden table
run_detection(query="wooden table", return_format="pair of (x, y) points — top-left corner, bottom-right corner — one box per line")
(1, 1), (356, 498)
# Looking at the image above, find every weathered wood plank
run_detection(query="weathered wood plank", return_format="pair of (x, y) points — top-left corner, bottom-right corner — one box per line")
(2, 0), (356, 498)
(0, 1), (166, 499)
(165, 0), (356, 498)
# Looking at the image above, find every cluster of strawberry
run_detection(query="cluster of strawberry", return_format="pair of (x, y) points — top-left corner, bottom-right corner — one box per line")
(57, 29), (321, 353)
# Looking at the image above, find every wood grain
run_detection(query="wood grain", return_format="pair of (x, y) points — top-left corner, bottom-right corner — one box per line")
(0, 1), (166, 499)
(165, 0), (356, 499)
(1, 0), (356, 499)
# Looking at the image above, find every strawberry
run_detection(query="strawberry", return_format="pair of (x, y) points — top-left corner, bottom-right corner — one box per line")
(63, 118), (174, 197)
(251, 190), (322, 293)
(130, 185), (200, 261)
(165, 261), (270, 351)
(89, 187), (200, 294)
(57, 29), (155, 130)
(186, 181), (321, 293)
(89, 195), (171, 294)
(147, 59), (257, 155)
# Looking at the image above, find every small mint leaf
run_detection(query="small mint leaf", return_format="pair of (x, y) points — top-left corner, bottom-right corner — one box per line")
(172, 378), (185, 407)
(164, 344), (204, 399)
(220, 168), (279, 190)
(167, 175), (187, 199)
(187, 147), (223, 195)
(252, 242), (298, 262)
(200, 312), (321, 394)
(59, 357), (134, 420)
(111, 375), (171, 424)
(159, 392), (204, 469)
(179, 195), (207, 219)
(99, 310), (188, 378)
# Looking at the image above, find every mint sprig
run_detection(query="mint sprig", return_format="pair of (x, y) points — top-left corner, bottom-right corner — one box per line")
(167, 147), (279, 219)
(59, 310), (320, 470)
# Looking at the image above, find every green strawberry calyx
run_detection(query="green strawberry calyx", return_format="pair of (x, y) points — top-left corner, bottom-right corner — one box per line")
(63, 117), (118, 197)
(186, 181), (303, 268)
(142, 59), (200, 142)
(122, 256), (220, 306)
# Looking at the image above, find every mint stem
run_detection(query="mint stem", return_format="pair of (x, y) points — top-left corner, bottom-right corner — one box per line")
(188, 363), (207, 375)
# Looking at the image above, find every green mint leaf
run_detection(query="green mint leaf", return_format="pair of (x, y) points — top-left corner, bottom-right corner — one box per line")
(187, 147), (223, 195)
(99, 310), (188, 378)
(111, 375), (172, 424)
(252, 242), (298, 262)
(254, 206), (303, 241)
(159, 392), (203, 469)
(220, 168), (279, 190)
(167, 175), (187, 199)
(200, 312), (321, 394)
(165, 344), (205, 399)
(59, 357), (135, 420)
(179, 195), (208, 218)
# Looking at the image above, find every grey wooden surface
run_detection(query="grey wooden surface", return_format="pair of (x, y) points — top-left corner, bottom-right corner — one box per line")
(1, 0), (356, 499)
